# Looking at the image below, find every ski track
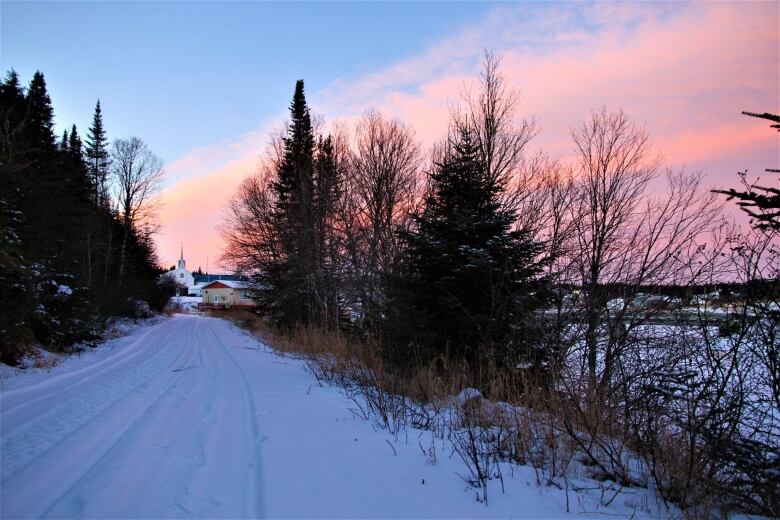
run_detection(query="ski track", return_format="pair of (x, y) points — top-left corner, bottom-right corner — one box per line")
(1, 315), (264, 519)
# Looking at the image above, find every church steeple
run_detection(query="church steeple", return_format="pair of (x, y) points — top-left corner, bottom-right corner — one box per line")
(177, 244), (186, 270)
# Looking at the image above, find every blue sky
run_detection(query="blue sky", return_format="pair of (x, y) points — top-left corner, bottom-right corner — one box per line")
(2, 1), (777, 270)
(2, 1), (494, 162)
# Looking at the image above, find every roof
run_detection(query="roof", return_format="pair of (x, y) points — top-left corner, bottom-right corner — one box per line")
(193, 273), (246, 284)
(202, 279), (252, 290)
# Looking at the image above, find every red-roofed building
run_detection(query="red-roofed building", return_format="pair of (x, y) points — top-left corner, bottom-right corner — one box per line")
(200, 280), (255, 309)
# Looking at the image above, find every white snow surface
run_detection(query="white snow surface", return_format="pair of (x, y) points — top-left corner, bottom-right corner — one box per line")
(169, 295), (202, 313)
(1, 315), (667, 518)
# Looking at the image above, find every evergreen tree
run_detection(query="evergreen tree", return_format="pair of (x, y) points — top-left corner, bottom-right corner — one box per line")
(260, 80), (319, 326)
(0, 69), (26, 162)
(22, 71), (56, 155)
(0, 197), (34, 364)
(68, 125), (83, 162)
(389, 127), (547, 374)
(714, 111), (780, 231)
(0, 69), (172, 364)
(85, 100), (110, 206)
(63, 125), (89, 200)
(0, 70), (34, 363)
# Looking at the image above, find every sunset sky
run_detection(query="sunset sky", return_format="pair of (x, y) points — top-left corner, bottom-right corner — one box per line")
(2, 1), (778, 272)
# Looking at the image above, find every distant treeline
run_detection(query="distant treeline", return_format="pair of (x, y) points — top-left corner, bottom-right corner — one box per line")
(0, 69), (173, 365)
(559, 280), (780, 302)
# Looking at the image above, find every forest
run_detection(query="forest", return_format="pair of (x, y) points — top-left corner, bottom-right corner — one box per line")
(220, 54), (779, 517)
(0, 69), (174, 365)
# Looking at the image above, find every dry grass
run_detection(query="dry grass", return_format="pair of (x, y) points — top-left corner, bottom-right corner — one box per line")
(217, 312), (768, 518)
(223, 312), (588, 505)
(224, 313), (752, 517)
(31, 351), (60, 370)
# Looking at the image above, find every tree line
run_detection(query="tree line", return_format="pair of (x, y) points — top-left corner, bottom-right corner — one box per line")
(0, 69), (173, 365)
(223, 53), (778, 515)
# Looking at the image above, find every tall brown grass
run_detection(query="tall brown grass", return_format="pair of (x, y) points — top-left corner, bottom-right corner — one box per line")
(222, 311), (768, 518)
(219, 311), (599, 508)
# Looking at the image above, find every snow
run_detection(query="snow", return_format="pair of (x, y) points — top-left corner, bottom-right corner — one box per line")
(455, 387), (483, 406)
(169, 295), (202, 313)
(203, 279), (251, 289)
(1, 315), (669, 518)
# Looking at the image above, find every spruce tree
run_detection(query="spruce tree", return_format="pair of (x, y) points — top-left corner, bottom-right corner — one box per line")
(0, 71), (35, 362)
(23, 71), (56, 154)
(68, 125), (83, 161)
(85, 100), (110, 206)
(60, 129), (69, 151)
(0, 69), (172, 363)
(261, 80), (319, 326)
(0, 197), (33, 364)
(0, 70), (26, 162)
(389, 127), (547, 373)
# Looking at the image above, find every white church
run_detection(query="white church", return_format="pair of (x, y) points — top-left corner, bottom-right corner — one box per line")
(165, 246), (246, 297)
(168, 246), (195, 294)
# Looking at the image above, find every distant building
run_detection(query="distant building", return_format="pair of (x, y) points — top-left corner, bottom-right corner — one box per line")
(163, 246), (248, 298)
(200, 280), (254, 309)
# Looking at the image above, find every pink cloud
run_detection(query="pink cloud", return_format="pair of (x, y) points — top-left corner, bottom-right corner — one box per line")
(156, 1), (778, 270)
(155, 127), (280, 271)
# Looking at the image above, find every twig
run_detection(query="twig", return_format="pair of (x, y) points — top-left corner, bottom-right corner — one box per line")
(385, 438), (397, 456)
(172, 365), (199, 372)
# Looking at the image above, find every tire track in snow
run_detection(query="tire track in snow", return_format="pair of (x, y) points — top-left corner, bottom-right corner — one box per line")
(1, 316), (188, 429)
(1, 316), (185, 416)
(0, 318), (197, 480)
(39, 318), (222, 518)
(1, 315), (268, 519)
(1, 316), (203, 518)
(200, 316), (265, 519)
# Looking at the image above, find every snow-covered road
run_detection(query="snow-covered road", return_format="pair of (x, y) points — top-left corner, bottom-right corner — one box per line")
(2, 315), (262, 518)
(1, 315), (665, 519)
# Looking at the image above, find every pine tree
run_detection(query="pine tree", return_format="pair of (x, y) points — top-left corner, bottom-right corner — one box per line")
(0, 197), (33, 364)
(68, 124), (83, 161)
(0, 69), (172, 363)
(0, 70), (26, 162)
(260, 80), (320, 326)
(389, 127), (547, 372)
(23, 71), (56, 154)
(85, 100), (110, 207)
(714, 112), (780, 231)
(0, 71), (35, 362)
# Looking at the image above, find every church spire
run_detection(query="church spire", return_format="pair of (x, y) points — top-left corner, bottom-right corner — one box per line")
(177, 244), (186, 271)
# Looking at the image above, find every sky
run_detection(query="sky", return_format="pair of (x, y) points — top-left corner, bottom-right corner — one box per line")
(2, 1), (778, 272)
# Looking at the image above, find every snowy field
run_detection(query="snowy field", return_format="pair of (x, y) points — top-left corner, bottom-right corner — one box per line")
(1, 314), (670, 518)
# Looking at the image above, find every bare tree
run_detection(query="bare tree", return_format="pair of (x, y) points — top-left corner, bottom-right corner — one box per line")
(563, 108), (721, 394)
(109, 137), (163, 280)
(459, 51), (539, 194)
(221, 171), (278, 276)
(349, 110), (421, 329)
(314, 129), (352, 329)
(545, 109), (726, 501)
